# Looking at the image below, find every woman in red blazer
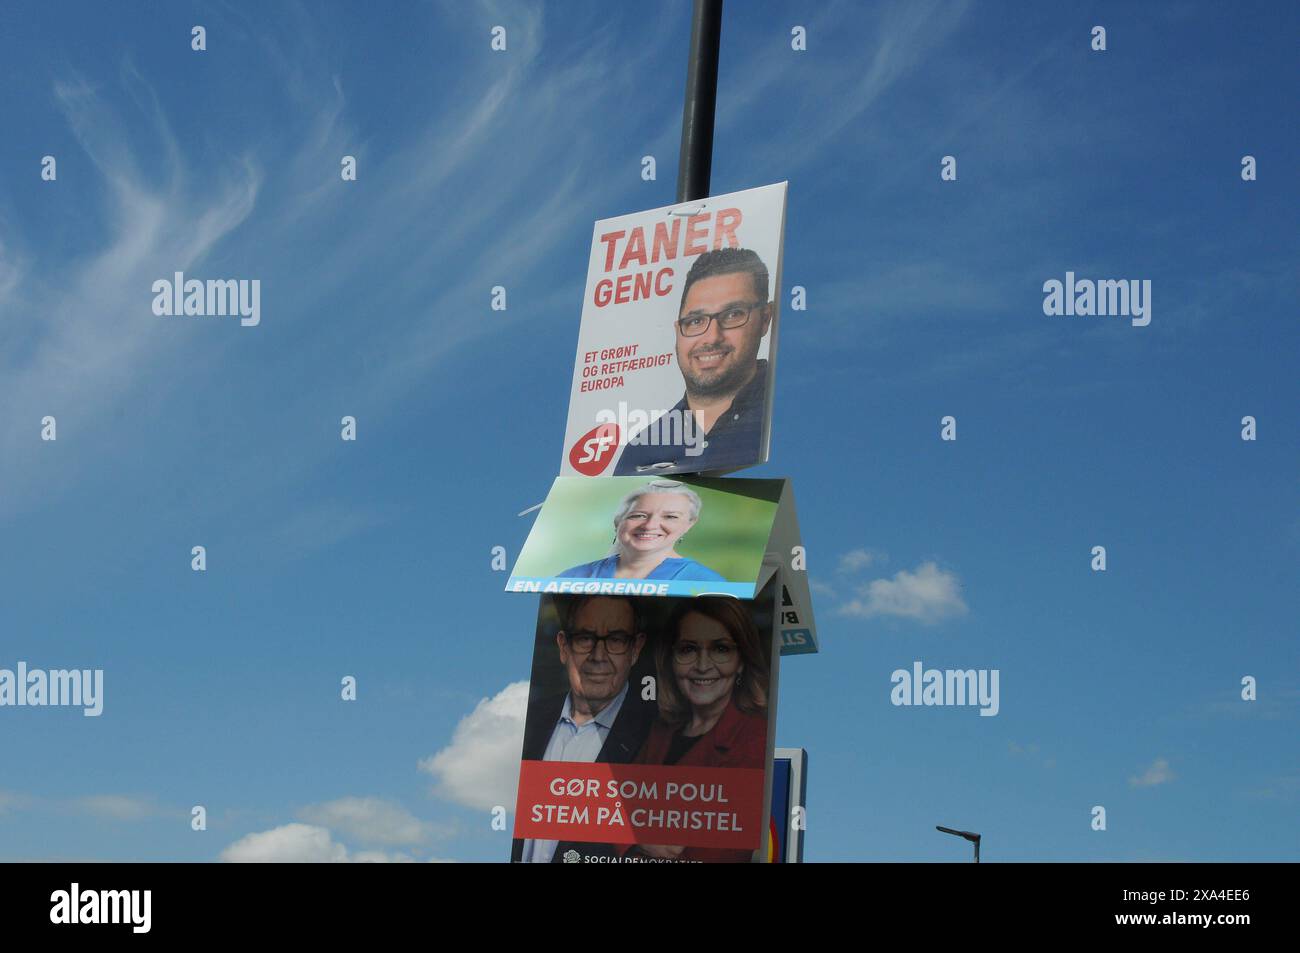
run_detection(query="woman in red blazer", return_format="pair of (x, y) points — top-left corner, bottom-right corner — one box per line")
(627, 597), (771, 863)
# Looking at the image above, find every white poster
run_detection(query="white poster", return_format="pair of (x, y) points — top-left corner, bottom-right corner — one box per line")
(561, 182), (787, 478)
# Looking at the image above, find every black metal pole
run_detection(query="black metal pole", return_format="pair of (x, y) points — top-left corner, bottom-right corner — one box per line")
(937, 825), (982, 863)
(676, 0), (723, 203)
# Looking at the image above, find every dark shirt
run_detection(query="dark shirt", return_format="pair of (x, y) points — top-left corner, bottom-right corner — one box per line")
(613, 359), (769, 476)
(664, 731), (702, 766)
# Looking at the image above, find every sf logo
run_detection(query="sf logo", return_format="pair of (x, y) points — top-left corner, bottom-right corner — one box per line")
(569, 424), (620, 476)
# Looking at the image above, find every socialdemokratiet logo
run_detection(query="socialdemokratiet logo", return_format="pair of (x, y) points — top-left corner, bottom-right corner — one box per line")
(569, 423), (620, 476)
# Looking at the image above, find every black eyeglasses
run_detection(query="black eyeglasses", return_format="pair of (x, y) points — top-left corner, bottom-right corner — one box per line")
(565, 630), (636, 655)
(676, 303), (763, 337)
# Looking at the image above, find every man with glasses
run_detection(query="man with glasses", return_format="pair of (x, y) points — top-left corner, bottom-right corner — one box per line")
(615, 247), (775, 475)
(513, 595), (655, 863)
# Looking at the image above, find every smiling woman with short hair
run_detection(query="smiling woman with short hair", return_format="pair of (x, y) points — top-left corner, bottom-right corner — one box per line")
(560, 480), (725, 582)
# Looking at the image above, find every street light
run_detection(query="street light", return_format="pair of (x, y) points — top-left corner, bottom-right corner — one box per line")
(676, 0), (723, 203)
(936, 825), (981, 863)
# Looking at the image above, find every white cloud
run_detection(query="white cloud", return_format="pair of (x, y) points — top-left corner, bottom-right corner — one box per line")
(220, 823), (349, 863)
(0, 791), (180, 821)
(809, 578), (837, 599)
(1130, 758), (1175, 788)
(296, 797), (436, 847)
(349, 850), (417, 864)
(219, 823), (423, 863)
(0, 791), (31, 814)
(219, 810), (452, 863)
(419, 681), (529, 812)
(839, 561), (968, 624)
(70, 795), (164, 821)
(838, 548), (886, 573)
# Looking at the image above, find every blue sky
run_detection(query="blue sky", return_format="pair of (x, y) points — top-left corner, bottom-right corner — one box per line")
(1, 0), (1295, 862)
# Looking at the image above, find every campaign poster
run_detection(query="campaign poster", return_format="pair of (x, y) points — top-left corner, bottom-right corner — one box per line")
(511, 580), (779, 863)
(561, 183), (787, 479)
(766, 747), (807, 863)
(506, 475), (784, 599)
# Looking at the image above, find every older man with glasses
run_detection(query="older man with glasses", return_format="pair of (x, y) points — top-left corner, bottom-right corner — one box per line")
(615, 247), (775, 476)
(513, 595), (656, 863)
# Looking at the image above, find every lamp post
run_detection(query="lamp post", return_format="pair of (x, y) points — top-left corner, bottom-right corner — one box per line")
(676, 0), (723, 203)
(936, 825), (981, 863)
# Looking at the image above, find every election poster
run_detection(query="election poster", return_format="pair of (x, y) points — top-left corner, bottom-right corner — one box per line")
(511, 580), (779, 863)
(766, 747), (807, 863)
(507, 475), (784, 600)
(561, 182), (787, 479)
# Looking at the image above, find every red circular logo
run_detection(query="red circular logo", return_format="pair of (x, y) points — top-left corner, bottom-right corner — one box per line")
(568, 424), (620, 476)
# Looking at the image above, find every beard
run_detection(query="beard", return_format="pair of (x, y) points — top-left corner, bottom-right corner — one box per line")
(681, 347), (755, 398)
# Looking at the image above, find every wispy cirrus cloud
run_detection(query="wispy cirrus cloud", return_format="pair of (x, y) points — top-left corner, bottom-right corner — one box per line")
(1242, 776), (1300, 802)
(0, 790), (33, 815)
(69, 794), (173, 821)
(0, 791), (180, 822)
(1203, 685), (1299, 721)
(0, 4), (682, 533)
(0, 74), (261, 521)
(718, 0), (975, 173)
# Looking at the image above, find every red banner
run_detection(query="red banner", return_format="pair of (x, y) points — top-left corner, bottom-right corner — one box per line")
(514, 760), (766, 849)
